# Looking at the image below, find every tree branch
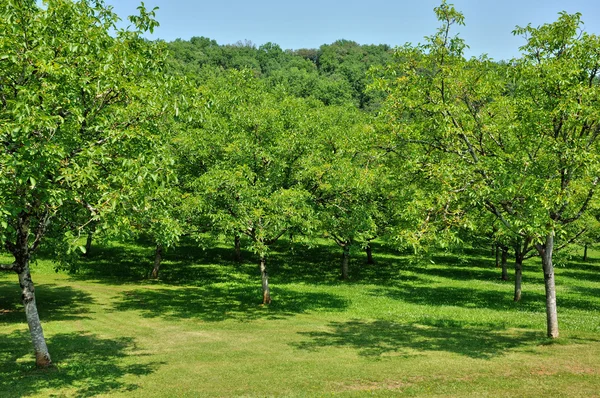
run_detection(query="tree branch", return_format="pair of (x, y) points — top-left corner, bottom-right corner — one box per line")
(30, 208), (52, 253)
(555, 227), (588, 253)
(484, 200), (514, 232)
(586, 124), (600, 150)
(522, 237), (537, 260)
(522, 236), (533, 256)
(265, 228), (289, 246)
(558, 176), (598, 224)
(330, 233), (347, 247)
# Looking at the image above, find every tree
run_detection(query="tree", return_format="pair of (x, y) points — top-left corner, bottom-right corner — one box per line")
(376, 2), (600, 338)
(0, 0), (174, 366)
(575, 212), (600, 261)
(302, 105), (385, 279)
(318, 40), (392, 110)
(177, 71), (316, 304)
(135, 185), (184, 280)
(167, 36), (224, 77)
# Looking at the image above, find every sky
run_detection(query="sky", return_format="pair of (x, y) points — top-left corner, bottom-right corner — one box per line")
(104, 0), (600, 61)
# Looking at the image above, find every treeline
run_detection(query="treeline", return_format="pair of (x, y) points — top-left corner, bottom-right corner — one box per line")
(166, 37), (392, 110)
(2, 0), (600, 368)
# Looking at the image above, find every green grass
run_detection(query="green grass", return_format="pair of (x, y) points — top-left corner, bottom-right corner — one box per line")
(1, 239), (600, 397)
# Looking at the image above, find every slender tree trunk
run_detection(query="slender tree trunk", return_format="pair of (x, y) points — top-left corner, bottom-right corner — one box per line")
(234, 235), (242, 263)
(12, 213), (52, 367)
(151, 244), (162, 279)
(501, 246), (508, 281)
(341, 245), (350, 280)
(537, 233), (559, 339)
(583, 244), (588, 261)
(17, 261), (52, 367)
(83, 232), (93, 257)
(366, 244), (374, 265)
(260, 256), (271, 304)
(495, 244), (500, 268)
(513, 244), (523, 302)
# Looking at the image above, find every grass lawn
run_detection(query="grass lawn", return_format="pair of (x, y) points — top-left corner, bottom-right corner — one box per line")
(1, 238), (599, 397)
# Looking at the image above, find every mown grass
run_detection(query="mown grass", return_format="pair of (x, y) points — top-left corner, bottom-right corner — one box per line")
(1, 238), (599, 397)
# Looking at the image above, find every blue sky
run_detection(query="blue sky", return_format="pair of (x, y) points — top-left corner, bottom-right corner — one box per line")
(105, 0), (600, 61)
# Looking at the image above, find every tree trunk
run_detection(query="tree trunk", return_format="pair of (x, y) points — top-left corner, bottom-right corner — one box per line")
(9, 213), (52, 367)
(84, 231), (93, 257)
(11, 212), (51, 367)
(513, 244), (523, 302)
(537, 233), (559, 339)
(260, 256), (271, 304)
(17, 260), (52, 367)
(366, 244), (374, 265)
(501, 246), (508, 281)
(341, 245), (350, 280)
(495, 244), (500, 268)
(583, 244), (588, 261)
(234, 235), (242, 263)
(150, 244), (162, 279)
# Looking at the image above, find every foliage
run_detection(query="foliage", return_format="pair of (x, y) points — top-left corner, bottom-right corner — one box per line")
(375, 0), (600, 337)
(176, 71), (317, 257)
(166, 36), (392, 110)
(0, 0), (176, 259)
(301, 105), (386, 251)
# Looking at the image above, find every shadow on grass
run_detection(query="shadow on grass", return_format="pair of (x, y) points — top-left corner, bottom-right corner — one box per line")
(0, 331), (159, 397)
(416, 264), (518, 283)
(569, 286), (600, 297)
(423, 253), (549, 285)
(267, 241), (423, 286)
(560, 269), (600, 283)
(292, 318), (542, 360)
(0, 282), (94, 324)
(67, 243), (161, 283)
(69, 240), (256, 285)
(557, 256), (600, 272)
(69, 238), (425, 288)
(111, 283), (349, 322)
(372, 284), (600, 313)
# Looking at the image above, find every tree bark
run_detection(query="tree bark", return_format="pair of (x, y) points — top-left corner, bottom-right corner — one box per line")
(536, 233), (559, 339)
(366, 244), (374, 265)
(17, 262), (52, 367)
(234, 235), (242, 263)
(501, 246), (508, 281)
(341, 245), (350, 280)
(260, 256), (271, 304)
(11, 213), (52, 367)
(84, 231), (93, 257)
(150, 244), (162, 279)
(495, 244), (500, 268)
(513, 243), (524, 302)
(583, 244), (588, 261)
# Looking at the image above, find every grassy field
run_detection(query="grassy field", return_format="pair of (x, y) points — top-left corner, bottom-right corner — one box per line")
(1, 238), (599, 397)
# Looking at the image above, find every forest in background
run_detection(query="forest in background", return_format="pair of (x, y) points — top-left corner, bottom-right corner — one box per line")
(166, 37), (392, 111)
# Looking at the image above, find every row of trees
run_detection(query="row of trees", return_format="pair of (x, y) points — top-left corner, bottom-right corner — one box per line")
(375, 3), (600, 338)
(2, 0), (599, 367)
